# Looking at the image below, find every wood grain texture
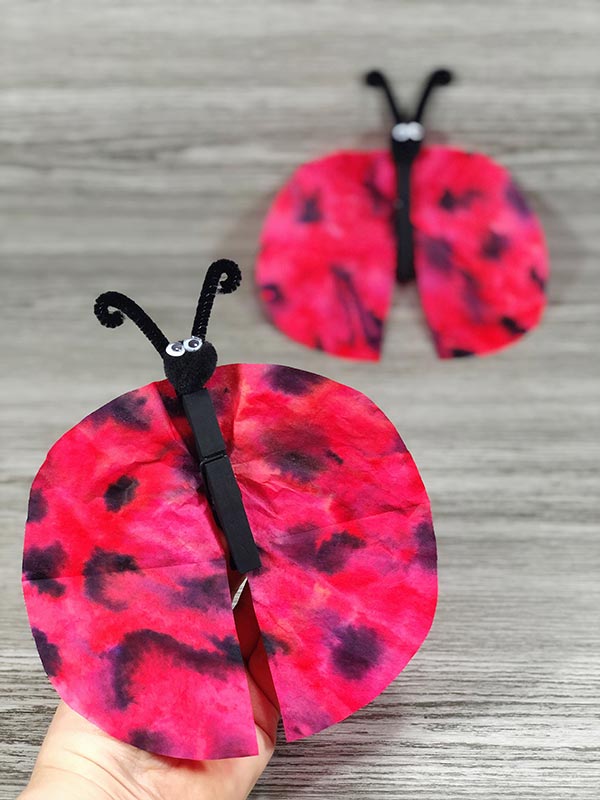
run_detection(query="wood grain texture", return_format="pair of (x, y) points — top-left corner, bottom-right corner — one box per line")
(1, 1), (599, 797)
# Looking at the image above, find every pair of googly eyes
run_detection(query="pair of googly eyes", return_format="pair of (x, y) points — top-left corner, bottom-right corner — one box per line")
(391, 121), (425, 142)
(165, 337), (203, 357)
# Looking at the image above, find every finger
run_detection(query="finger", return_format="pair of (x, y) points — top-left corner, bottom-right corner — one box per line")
(21, 702), (137, 800)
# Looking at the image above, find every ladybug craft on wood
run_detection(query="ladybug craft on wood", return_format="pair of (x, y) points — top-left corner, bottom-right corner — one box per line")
(23, 261), (436, 760)
(257, 68), (549, 359)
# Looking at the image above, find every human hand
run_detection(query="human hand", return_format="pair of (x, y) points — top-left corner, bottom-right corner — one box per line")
(19, 584), (279, 800)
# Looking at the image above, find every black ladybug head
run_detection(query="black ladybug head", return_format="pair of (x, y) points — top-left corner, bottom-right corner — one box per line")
(365, 68), (453, 160)
(94, 259), (241, 396)
(162, 336), (218, 396)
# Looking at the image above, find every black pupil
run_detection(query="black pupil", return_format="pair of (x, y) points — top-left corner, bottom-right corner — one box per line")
(189, 340), (199, 349)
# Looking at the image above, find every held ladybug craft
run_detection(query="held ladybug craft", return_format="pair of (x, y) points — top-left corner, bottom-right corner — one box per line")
(256, 68), (549, 360)
(23, 261), (437, 760)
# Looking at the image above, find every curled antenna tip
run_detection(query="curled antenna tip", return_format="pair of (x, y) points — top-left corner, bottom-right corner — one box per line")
(191, 259), (242, 339)
(210, 258), (242, 294)
(365, 69), (385, 87)
(94, 294), (125, 328)
(92, 290), (169, 354)
(433, 68), (453, 86)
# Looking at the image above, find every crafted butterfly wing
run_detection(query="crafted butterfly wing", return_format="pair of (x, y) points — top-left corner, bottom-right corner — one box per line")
(256, 151), (397, 361)
(374, 145), (549, 357)
(220, 364), (436, 741)
(256, 146), (548, 360)
(24, 364), (436, 757)
(23, 383), (257, 760)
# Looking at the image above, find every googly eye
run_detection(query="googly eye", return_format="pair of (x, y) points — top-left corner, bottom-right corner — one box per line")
(183, 337), (203, 352)
(392, 122), (425, 142)
(392, 123), (412, 142)
(165, 341), (185, 357)
(407, 121), (425, 141)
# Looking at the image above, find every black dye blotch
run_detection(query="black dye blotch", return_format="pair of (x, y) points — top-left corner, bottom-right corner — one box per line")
(176, 575), (221, 610)
(481, 230), (510, 260)
(159, 391), (185, 420)
(94, 393), (149, 430)
(414, 520), (437, 571)
(461, 271), (484, 323)
(27, 489), (48, 523)
(314, 532), (366, 573)
(210, 635), (243, 665)
(282, 530), (365, 574)
(261, 283), (285, 306)
(297, 191), (322, 223)
(32, 628), (61, 677)
(451, 348), (475, 358)
(423, 236), (454, 273)
(331, 624), (382, 681)
(506, 182), (532, 218)
(263, 422), (330, 484)
(270, 450), (323, 483)
(261, 632), (291, 657)
(325, 449), (343, 465)
(530, 267), (547, 292)
(104, 475), (139, 512)
(112, 629), (228, 709)
(266, 365), (325, 396)
(129, 728), (171, 752)
(364, 167), (393, 215)
(501, 316), (528, 336)
(439, 189), (457, 211)
(439, 188), (480, 212)
(23, 542), (67, 598)
(331, 265), (383, 350)
(210, 386), (231, 417)
(83, 547), (139, 611)
(175, 449), (200, 480)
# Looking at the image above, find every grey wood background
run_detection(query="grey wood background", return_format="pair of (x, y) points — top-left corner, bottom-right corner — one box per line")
(1, 1), (599, 797)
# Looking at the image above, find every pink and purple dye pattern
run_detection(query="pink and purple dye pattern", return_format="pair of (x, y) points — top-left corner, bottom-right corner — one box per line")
(256, 147), (548, 360)
(23, 364), (436, 759)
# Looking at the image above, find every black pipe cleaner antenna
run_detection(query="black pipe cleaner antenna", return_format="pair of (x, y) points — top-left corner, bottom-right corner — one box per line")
(94, 260), (261, 574)
(366, 67), (454, 283)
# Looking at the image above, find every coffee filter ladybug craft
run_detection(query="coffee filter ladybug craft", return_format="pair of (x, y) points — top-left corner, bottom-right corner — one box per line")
(23, 260), (437, 761)
(257, 68), (549, 360)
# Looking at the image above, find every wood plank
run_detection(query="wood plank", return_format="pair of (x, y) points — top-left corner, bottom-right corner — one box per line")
(1, 1), (599, 797)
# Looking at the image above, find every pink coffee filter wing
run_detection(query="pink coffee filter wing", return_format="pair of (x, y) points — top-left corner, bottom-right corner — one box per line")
(256, 151), (397, 360)
(23, 383), (257, 760)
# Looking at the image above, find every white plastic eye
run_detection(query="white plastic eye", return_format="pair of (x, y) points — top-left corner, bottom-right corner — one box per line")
(165, 341), (185, 357)
(183, 336), (203, 352)
(392, 123), (411, 142)
(392, 121), (425, 142)
(407, 121), (425, 141)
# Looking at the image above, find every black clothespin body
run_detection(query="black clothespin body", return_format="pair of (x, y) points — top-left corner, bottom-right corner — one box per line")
(182, 389), (261, 573)
(366, 68), (453, 284)
(390, 124), (424, 284)
(94, 260), (261, 575)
